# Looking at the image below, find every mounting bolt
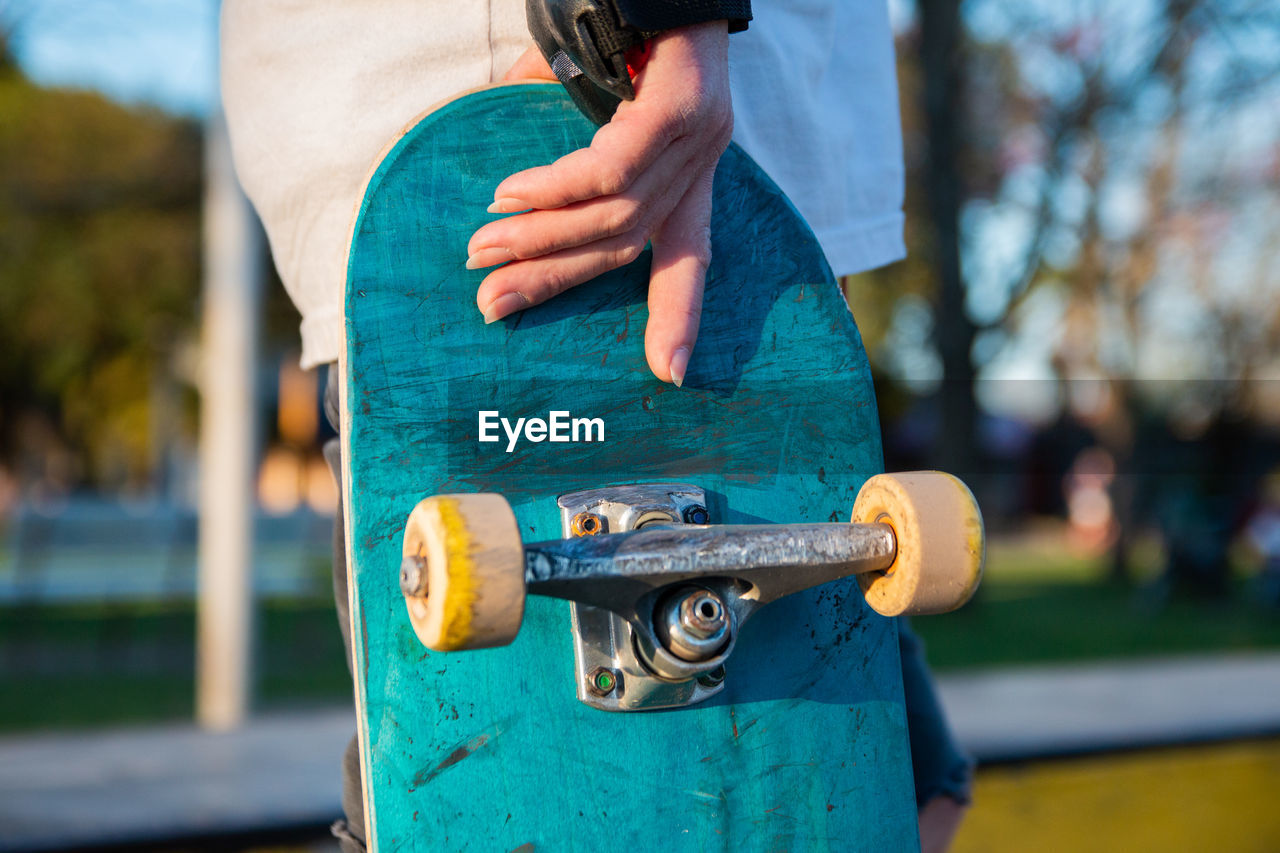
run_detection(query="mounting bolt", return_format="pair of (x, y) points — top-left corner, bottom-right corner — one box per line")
(400, 555), (429, 598)
(587, 666), (619, 697)
(682, 505), (709, 525)
(571, 512), (605, 537)
(697, 665), (726, 688)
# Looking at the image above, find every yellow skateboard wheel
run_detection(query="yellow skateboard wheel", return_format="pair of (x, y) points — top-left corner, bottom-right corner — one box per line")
(401, 493), (525, 651)
(851, 472), (985, 617)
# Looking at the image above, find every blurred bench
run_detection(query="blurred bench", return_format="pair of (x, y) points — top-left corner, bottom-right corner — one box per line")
(0, 498), (334, 603)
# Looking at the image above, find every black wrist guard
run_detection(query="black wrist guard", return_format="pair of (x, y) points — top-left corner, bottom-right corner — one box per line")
(526, 0), (751, 125)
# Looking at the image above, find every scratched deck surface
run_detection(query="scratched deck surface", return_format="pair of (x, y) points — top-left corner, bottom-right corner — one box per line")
(343, 83), (917, 851)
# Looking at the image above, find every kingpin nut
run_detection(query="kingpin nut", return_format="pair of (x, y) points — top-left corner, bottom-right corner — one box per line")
(658, 587), (730, 662)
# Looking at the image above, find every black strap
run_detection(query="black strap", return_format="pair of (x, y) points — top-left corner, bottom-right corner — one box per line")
(527, 0), (752, 125)
(614, 0), (751, 33)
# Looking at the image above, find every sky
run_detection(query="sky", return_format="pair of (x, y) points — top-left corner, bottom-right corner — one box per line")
(2, 0), (917, 117)
(6, 0), (1278, 425)
(3, 0), (218, 116)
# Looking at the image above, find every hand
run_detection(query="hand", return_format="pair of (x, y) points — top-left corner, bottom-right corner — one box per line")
(467, 22), (733, 386)
(918, 795), (967, 853)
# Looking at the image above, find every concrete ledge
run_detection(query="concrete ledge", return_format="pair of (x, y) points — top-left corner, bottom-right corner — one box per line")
(6, 653), (1280, 849)
(0, 709), (352, 851)
(938, 652), (1280, 763)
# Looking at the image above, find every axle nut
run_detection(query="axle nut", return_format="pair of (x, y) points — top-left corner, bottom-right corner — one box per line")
(400, 555), (429, 598)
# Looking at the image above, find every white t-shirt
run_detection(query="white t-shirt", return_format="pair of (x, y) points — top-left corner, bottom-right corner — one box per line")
(221, 0), (904, 368)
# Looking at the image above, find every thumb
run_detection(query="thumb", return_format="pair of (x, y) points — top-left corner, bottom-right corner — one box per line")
(503, 46), (557, 82)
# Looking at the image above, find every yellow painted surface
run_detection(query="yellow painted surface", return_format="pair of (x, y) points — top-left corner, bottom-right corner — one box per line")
(433, 496), (478, 651)
(955, 739), (1280, 853)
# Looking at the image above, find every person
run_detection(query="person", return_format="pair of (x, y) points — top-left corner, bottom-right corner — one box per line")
(221, 2), (971, 850)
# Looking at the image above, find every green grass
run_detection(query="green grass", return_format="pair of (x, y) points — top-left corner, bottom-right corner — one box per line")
(4, 527), (1280, 732)
(914, 527), (1280, 671)
(913, 579), (1280, 671)
(0, 598), (352, 731)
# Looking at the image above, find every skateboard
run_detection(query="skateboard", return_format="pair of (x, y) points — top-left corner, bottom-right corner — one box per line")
(341, 82), (984, 851)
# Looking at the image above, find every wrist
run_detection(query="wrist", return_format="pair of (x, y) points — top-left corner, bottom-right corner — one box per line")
(527, 0), (747, 124)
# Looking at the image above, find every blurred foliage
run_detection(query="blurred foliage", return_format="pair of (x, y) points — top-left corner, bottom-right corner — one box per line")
(848, 2), (1280, 592)
(916, 576), (1280, 670)
(0, 597), (350, 730)
(844, 22), (1029, 429)
(0, 47), (202, 493)
(0, 2), (1276, 559)
(856, 0), (1280, 404)
(5, 542), (1280, 731)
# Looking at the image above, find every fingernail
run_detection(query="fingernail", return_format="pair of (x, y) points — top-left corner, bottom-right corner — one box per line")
(465, 247), (515, 270)
(482, 291), (530, 324)
(487, 197), (531, 214)
(669, 346), (691, 388)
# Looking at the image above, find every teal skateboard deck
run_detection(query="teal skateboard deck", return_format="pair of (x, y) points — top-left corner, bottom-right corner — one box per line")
(342, 83), (919, 851)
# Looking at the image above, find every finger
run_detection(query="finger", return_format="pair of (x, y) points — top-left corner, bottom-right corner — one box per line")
(467, 137), (701, 264)
(644, 166), (716, 386)
(503, 46), (556, 82)
(475, 231), (649, 322)
(488, 104), (683, 212)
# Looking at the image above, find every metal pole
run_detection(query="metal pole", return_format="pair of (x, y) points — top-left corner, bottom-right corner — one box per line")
(196, 111), (261, 730)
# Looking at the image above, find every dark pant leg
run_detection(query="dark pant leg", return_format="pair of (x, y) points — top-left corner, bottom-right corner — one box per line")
(323, 366), (368, 853)
(898, 618), (973, 806)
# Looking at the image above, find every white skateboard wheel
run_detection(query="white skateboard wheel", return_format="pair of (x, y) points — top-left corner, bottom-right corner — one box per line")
(851, 472), (985, 617)
(401, 493), (525, 651)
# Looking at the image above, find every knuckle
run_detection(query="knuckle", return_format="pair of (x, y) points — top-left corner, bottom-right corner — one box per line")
(677, 85), (730, 140)
(698, 110), (732, 158)
(657, 108), (688, 145)
(524, 232), (557, 259)
(715, 112), (734, 150)
(676, 301), (701, 328)
(614, 236), (647, 267)
(597, 161), (637, 196)
(692, 246), (712, 273)
(690, 228), (713, 271)
(508, 239), (543, 262)
(605, 201), (643, 235)
(542, 268), (575, 297)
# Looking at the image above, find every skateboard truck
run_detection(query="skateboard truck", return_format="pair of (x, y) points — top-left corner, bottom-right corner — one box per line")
(400, 472), (985, 711)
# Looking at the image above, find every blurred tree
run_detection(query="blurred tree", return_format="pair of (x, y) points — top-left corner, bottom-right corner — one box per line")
(0, 31), (203, 496)
(845, 13), (1030, 474)
(853, 0), (1280, 593)
(919, 0), (979, 479)
(969, 0), (1280, 591)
